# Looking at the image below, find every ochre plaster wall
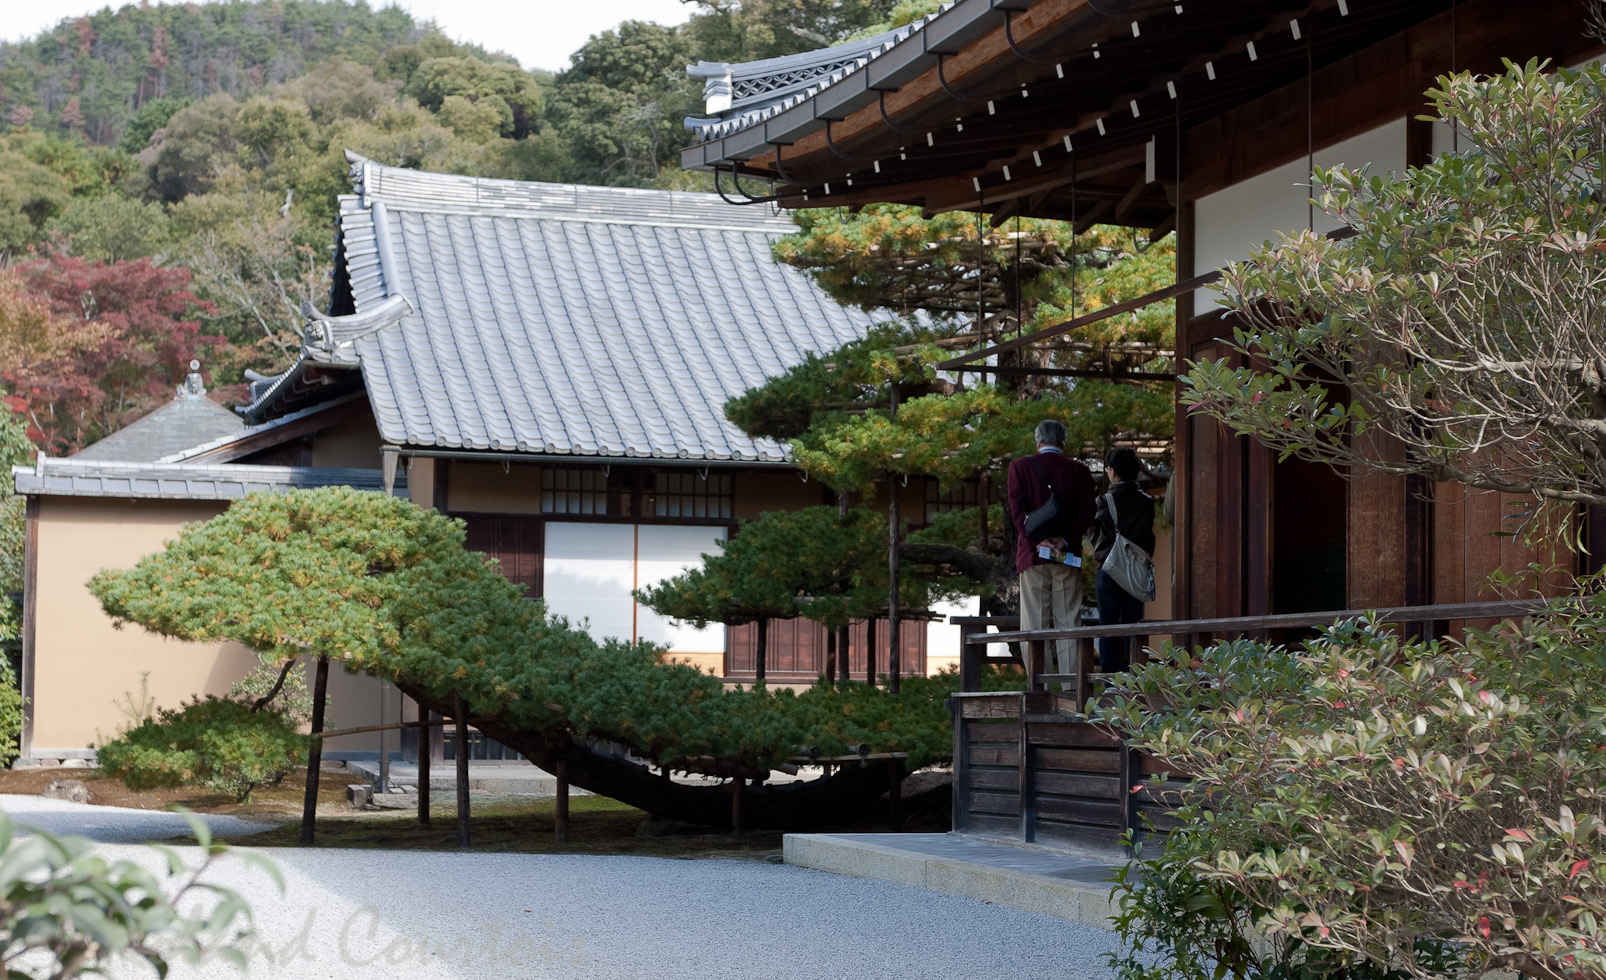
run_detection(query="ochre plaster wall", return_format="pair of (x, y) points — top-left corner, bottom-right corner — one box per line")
(446, 462), (543, 514)
(29, 496), (394, 757)
(309, 412), (383, 471)
(30, 497), (250, 755)
(733, 471), (824, 519)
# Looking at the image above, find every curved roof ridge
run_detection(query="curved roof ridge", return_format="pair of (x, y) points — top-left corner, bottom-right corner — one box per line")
(684, 4), (955, 142)
(341, 152), (794, 231)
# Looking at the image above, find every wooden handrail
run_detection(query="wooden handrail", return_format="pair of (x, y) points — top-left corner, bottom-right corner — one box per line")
(954, 598), (1555, 700)
(966, 599), (1550, 646)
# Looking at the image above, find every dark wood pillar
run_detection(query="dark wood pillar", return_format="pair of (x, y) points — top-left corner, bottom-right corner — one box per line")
(416, 711), (431, 826)
(455, 696), (470, 851)
(299, 655), (330, 846)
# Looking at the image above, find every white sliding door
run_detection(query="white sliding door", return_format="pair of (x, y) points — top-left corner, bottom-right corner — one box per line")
(541, 522), (726, 663)
(542, 523), (635, 641)
(635, 524), (726, 655)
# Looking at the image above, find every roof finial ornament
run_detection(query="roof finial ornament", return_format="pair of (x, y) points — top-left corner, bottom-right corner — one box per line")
(180, 359), (205, 398)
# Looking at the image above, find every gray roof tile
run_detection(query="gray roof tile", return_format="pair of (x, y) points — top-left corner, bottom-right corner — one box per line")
(14, 459), (401, 500)
(70, 377), (244, 463)
(312, 158), (883, 462)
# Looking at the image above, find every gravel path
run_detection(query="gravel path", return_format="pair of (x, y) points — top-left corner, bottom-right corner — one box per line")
(104, 846), (1123, 980)
(0, 795), (277, 843)
(0, 795), (1125, 980)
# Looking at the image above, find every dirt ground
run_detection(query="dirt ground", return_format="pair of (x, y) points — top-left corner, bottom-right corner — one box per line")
(0, 762), (352, 817)
(0, 763), (951, 857)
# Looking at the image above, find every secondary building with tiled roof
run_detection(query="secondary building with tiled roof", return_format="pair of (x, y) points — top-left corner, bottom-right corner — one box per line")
(14, 161), (967, 766)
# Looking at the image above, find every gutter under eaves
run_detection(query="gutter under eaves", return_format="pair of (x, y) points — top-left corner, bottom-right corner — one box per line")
(387, 446), (801, 470)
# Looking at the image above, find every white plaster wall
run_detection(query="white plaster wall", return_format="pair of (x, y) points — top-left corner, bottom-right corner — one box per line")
(1193, 118), (1409, 316)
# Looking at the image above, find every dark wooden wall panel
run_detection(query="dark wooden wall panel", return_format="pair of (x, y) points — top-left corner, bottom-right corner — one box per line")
(1346, 433), (1409, 609)
(462, 515), (543, 597)
(726, 617), (928, 680)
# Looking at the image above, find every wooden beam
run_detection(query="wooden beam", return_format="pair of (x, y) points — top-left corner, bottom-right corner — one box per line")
(19, 496), (37, 760)
(774, 0), (1147, 174)
(1181, 0), (1605, 201)
(939, 268), (1222, 369)
(1113, 174), (1153, 223)
(180, 397), (370, 463)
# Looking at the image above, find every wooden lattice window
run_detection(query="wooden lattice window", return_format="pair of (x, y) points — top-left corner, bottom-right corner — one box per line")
(541, 467), (607, 514)
(925, 478), (993, 516)
(650, 471), (733, 519)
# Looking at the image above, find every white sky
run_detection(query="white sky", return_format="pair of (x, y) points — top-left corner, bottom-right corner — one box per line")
(1, 0), (697, 73)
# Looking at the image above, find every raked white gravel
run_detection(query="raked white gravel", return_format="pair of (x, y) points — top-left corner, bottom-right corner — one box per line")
(0, 795), (1124, 980)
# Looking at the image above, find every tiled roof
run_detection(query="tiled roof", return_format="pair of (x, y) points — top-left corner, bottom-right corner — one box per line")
(14, 458), (400, 500)
(265, 155), (882, 462)
(684, 7), (953, 143)
(70, 373), (244, 463)
(160, 392), (369, 464)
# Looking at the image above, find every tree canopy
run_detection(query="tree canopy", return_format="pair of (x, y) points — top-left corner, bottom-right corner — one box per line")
(1184, 59), (1606, 511)
(89, 487), (962, 772)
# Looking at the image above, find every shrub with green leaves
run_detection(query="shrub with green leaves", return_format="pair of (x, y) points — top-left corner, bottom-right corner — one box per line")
(1093, 597), (1606, 980)
(0, 656), (26, 770)
(96, 696), (309, 803)
(0, 809), (274, 977)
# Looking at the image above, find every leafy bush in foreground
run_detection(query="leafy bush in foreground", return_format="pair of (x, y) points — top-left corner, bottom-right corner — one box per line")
(0, 809), (273, 976)
(96, 696), (309, 803)
(1093, 598), (1606, 980)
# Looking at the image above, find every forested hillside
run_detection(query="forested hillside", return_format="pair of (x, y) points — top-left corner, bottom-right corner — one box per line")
(0, 0), (926, 454)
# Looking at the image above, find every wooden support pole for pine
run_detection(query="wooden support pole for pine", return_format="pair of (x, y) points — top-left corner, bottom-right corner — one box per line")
(730, 777), (745, 840)
(299, 654), (330, 846)
(888, 486), (902, 696)
(838, 624), (850, 689)
(754, 617), (768, 683)
(554, 758), (569, 844)
(888, 761), (903, 831)
(887, 384), (902, 695)
(455, 696), (470, 851)
(825, 627), (837, 684)
(416, 709), (431, 826)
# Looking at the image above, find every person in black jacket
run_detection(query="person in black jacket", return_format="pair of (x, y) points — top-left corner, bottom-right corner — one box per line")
(1088, 447), (1156, 673)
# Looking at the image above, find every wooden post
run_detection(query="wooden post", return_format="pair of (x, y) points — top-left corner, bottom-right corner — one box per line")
(299, 655), (330, 846)
(837, 624), (851, 687)
(825, 627), (837, 685)
(1118, 741), (1142, 855)
(887, 761), (902, 831)
(730, 777), (745, 840)
(416, 709), (431, 826)
(1017, 692), (1035, 843)
(958, 620), (981, 693)
(1078, 635), (1095, 710)
(887, 475), (902, 696)
(865, 617), (877, 687)
(950, 697), (970, 833)
(554, 758), (569, 844)
(377, 682), (388, 793)
(754, 617), (768, 683)
(1027, 638), (1045, 691)
(455, 696), (470, 851)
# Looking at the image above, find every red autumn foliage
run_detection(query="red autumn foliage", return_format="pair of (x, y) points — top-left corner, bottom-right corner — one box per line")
(0, 254), (234, 453)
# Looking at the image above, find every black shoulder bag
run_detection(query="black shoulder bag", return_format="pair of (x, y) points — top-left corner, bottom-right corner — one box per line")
(1022, 455), (1065, 542)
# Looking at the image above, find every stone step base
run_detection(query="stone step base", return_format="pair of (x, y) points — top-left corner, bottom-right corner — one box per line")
(783, 833), (1121, 928)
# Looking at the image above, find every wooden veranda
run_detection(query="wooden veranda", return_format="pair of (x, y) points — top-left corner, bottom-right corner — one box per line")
(948, 601), (1546, 852)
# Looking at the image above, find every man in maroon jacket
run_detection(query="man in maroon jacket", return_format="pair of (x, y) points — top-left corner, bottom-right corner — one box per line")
(1005, 419), (1097, 683)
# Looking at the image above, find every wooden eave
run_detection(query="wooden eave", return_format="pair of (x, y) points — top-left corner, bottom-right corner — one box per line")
(685, 0), (1606, 223)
